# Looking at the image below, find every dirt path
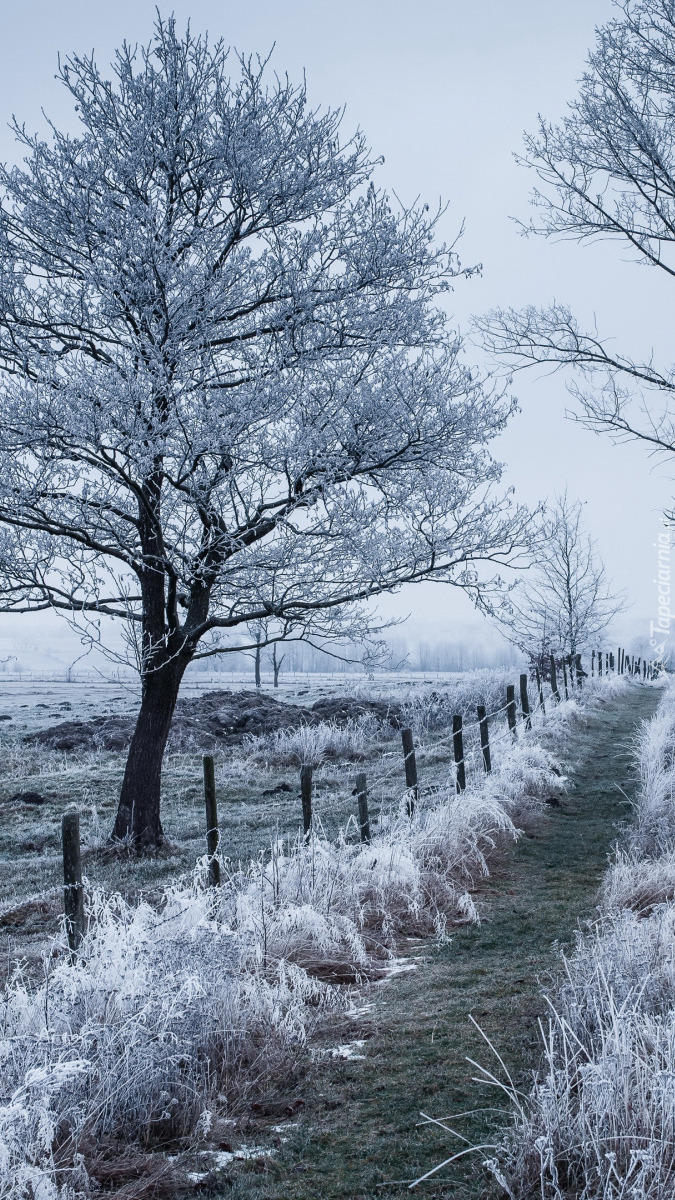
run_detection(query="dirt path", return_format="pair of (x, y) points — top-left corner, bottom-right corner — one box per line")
(228, 686), (660, 1200)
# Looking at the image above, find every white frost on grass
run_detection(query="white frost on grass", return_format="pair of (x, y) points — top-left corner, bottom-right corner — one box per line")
(314, 1040), (367, 1060)
(0, 670), (616, 1198)
(485, 677), (675, 1200)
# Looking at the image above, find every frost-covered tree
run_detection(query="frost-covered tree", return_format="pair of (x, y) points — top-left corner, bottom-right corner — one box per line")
(495, 495), (625, 667)
(0, 19), (530, 850)
(478, 0), (675, 500)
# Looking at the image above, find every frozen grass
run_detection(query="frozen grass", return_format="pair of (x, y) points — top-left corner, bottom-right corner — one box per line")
(0, 671), (626, 1197)
(0, 883), (334, 1199)
(238, 713), (388, 769)
(389, 669), (517, 735)
(482, 678), (675, 1200)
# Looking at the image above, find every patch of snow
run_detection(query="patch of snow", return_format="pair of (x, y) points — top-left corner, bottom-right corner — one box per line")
(314, 1039), (366, 1060)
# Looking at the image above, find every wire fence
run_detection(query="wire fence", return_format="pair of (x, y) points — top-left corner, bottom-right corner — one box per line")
(0, 648), (658, 953)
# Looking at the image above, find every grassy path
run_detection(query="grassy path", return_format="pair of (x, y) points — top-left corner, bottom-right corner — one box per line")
(229, 685), (660, 1200)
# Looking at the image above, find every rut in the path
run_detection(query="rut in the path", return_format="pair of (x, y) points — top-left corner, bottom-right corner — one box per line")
(228, 685), (661, 1200)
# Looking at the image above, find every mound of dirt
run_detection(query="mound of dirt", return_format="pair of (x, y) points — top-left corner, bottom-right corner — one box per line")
(26, 690), (401, 754)
(28, 715), (133, 753)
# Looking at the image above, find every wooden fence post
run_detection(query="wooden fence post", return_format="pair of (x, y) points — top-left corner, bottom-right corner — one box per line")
(575, 653), (584, 688)
(598, 650), (603, 677)
(519, 673), (532, 730)
(609, 652), (615, 672)
(535, 666), (546, 714)
(550, 654), (561, 702)
(591, 650), (595, 677)
(203, 754), (221, 888)
(354, 772), (371, 843)
(562, 660), (569, 700)
(301, 764), (313, 837)
(506, 685), (518, 739)
(62, 811), (84, 961)
(401, 727), (418, 817)
(452, 714), (466, 792)
(476, 705), (492, 773)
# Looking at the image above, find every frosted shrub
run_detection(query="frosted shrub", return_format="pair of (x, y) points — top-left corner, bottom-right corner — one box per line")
(0, 885), (335, 1198)
(491, 909), (675, 1200)
(624, 695), (675, 855)
(241, 715), (381, 768)
(396, 669), (516, 735)
(601, 847), (675, 914)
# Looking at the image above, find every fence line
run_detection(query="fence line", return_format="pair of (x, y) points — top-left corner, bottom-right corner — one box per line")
(11, 646), (653, 949)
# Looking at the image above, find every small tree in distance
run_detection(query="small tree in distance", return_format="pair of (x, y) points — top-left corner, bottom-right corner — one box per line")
(271, 643), (285, 688)
(494, 494), (625, 671)
(0, 19), (531, 851)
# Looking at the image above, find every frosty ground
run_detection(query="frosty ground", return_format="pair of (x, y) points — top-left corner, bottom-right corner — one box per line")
(0, 669), (659, 1198)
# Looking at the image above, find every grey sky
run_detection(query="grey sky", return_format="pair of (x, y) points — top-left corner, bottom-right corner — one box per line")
(0, 0), (666, 662)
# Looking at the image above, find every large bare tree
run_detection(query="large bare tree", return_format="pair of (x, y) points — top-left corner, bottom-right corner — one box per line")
(478, 0), (675, 505)
(0, 19), (530, 850)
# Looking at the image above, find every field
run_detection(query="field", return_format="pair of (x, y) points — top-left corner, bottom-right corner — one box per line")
(0, 668), (659, 1198)
(0, 668), (518, 930)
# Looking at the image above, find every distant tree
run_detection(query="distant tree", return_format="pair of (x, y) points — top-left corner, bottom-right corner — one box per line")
(0, 19), (530, 850)
(253, 627), (262, 689)
(494, 495), (625, 668)
(270, 643), (285, 688)
(478, 0), (675, 514)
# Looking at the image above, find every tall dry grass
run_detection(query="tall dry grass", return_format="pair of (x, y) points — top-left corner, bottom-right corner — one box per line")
(482, 679), (675, 1200)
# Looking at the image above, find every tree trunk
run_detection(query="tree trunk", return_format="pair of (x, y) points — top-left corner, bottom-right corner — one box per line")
(272, 645), (283, 688)
(254, 640), (262, 688)
(112, 657), (188, 852)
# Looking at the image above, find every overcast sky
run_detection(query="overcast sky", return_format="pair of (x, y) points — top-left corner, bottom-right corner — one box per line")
(0, 0), (667, 665)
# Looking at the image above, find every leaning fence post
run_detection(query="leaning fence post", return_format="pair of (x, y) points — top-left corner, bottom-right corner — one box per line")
(203, 754), (221, 888)
(535, 666), (546, 714)
(550, 654), (561, 702)
(452, 714), (466, 792)
(519, 673), (532, 730)
(401, 727), (418, 817)
(354, 771), (371, 843)
(301, 764), (313, 837)
(476, 705), (492, 773)
(62, 811), (84, 962)
(506, 685), (518, 739)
